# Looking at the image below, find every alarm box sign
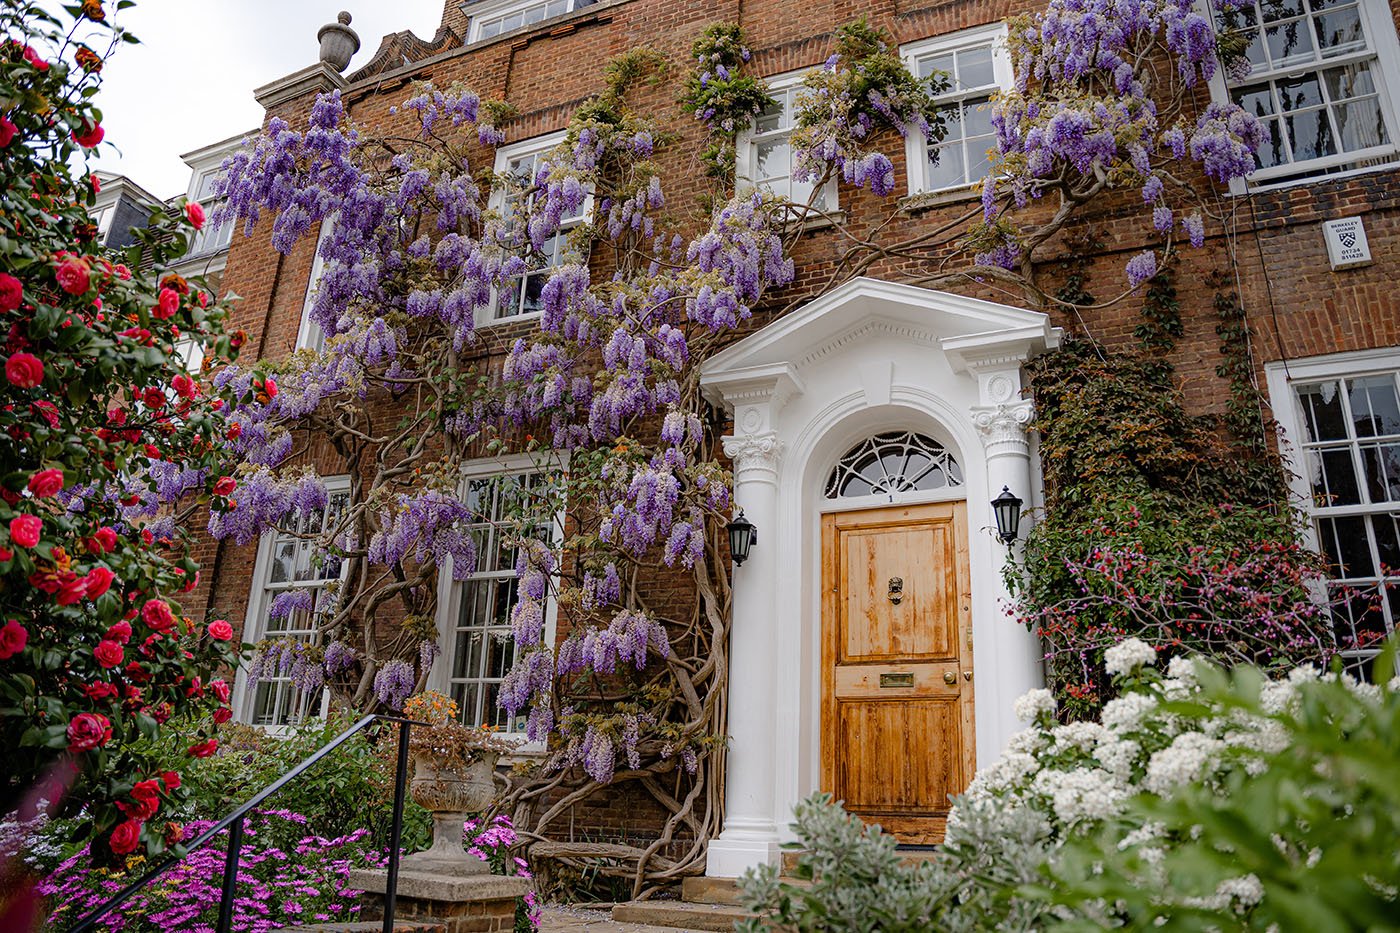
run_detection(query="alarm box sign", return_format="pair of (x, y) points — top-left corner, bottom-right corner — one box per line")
(1322, 216), (1372, 270)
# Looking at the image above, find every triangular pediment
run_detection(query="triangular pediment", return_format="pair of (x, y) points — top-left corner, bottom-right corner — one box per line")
(700, 277), (1058, 382)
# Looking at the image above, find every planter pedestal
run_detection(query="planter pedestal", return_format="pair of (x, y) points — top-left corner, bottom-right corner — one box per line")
(347, 869), (529, 933)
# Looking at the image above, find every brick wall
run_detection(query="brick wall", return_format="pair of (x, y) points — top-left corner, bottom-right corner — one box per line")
(205, 0), (1400, 845)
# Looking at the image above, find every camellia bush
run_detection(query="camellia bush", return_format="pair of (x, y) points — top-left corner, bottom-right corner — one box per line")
(0, 2), (244, 863)
(202, 0), (1268, 895)
(739, 638), (1400, 931)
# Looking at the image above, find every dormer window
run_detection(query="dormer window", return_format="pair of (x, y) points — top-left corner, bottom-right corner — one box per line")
(467, 0), (597, 43)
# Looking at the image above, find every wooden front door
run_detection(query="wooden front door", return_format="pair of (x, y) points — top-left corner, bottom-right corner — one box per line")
(820, 501), (974, 843)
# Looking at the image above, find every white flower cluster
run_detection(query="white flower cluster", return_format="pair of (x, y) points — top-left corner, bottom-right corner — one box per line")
(1104, 637), (1158, 676)
(1014, 687), (1057, 723)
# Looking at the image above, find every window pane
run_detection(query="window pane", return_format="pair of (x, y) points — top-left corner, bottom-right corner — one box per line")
(1373, 511), (1400, 570)
(1316, 447), (1362, 505)
(524, 4), (546, 24)
(1278, 74), (1324, 110)
(1335, 97), (1390, 151)
(1298, 381), (1347, 440)
(501, 12), (523, 30)
(1330, 584), (1387, 646)
(755, 105), (783, 134)
(955, 46), (995, 89)
(1261, 0), (1304, 23)
(1313, 7), (1365, 55)
(270, 540), (295, 583)
(919, 52), (955, 83)
(756, 139), (790, 180)
(1361, 443), (1400, 502)
(927, 142), (966, 189)
(480, 20), (501, 39)
(962, 95), (995, 137)
(1266, 20), (1315, 64)
(547, 0), (569, 15)
(1349, 375), (1400, 436)
(1318, 515), (1374, 576)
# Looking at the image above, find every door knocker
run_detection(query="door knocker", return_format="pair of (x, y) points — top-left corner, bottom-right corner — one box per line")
(887, 576), (904, 604)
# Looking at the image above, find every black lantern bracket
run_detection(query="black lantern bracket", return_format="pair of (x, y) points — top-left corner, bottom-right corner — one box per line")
(991, 486), (1023, 544)
(728, 508), (757, 566)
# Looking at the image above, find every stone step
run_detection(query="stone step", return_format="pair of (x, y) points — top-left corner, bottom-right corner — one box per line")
(543, 905), (697, 931)
(611, 900), (758, 931)
(270, 922), (445, 933)
(680, 875), (809, 906)
(779, 849), (806, 876)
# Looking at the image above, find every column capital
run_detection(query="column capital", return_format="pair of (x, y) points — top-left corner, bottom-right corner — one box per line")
(723, 430), (784, 482)
(971, 401), (1034, 460)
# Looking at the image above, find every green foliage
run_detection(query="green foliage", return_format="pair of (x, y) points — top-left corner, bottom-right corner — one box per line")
(1044, 642), (1400, 930)
(163, 714), (432, 852)
(680, 23), (774, 184)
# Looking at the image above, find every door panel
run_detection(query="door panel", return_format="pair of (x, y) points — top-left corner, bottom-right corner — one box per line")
(821, 501), (973, 844)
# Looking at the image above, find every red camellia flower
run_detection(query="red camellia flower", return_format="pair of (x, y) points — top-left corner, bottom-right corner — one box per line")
(5, 351), (43, 388)
(106, 620), (131, 643)
(264, 377), (278, 398)
(161, 770), (181, 790)
(27, 468), (63, 498)
(17, 43), (49, 71)
(172, 373), (195, 398)
(211, 679), (231, 703)
(131, 779), (161, 801)
(94, 639), (123, 668)
(0, 546), (11, 563)
(66, 712), (111, 752)
(71, 119), (103, 148)
(31, 400), (59, 428)
(90, 526), (118, 554)
(184, 202), (206, 230)
(207, 619), (233, 641)
(109, 818), (142, 856)
(141, 386), (165, 410)
(84, 681), (117, 701)
(0, 272), (21, 311)
(55, 256), (91, 295)
(85, 565), (115, 598)
(140, 599), (175, 632)
(212, 706), (232, 724)
(9, 514), (41, 548)
(212, 476), (236, 497)
(56, 576), (87, 606)
(0, 620), (27, 659)
(0, 116), (16, 148)
(226, 422), (241, 440)
(155, 287), (179, 320)
(186, 738), (218, 758)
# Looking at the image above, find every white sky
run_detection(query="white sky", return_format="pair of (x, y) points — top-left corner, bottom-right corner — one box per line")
(63, 1), (445, 199)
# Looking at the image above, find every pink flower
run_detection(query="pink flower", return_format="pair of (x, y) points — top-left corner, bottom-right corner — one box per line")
(141, 386), (165, 410)
(154, 287), (179, 320)
(27, 468), (63, 498)
(171, 374), (195, 398)
(0, 620), (27, 659)
(55, 256), (91, 295)
(85, 565), (115, 598)
(0, 272), (21, 311)
(19, 45), (49, 72)
(131, 779), (160, 801)
(106, 620), (131, 643)
(66, 712), (111, 752)
(264, 377), (278, 398)
(56, 576), (87, 606)
(213, 476), (236, 497)
(72, 119), (103, 148)
(184, 202), (206, 231)
(5, 352), (43, 388)
(161, 770), (181, 790)
(94, 639), (123, 668)
(9, 514), (41, 548)
(89, 526), (117, 555)
(212, 706), (232, 724)
(211, 679), (230, 703)
(0, 117), (16, 148)
(31, 400), (58, 428)
(207, 619), (233, 641)
(140, 599), (175, 632)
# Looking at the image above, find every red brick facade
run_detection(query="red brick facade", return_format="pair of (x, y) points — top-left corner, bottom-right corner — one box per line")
(192, 0), (1400, 848)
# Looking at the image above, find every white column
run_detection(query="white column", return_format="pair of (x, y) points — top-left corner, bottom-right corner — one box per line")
(971, 391), (1042, 756)
(705, 429), (783, 878)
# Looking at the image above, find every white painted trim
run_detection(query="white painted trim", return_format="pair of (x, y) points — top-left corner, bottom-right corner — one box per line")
(430, 450), (568, 747)
(232, 474), (352, 732)
(296, 217), (335, 352)
(736, 69), (841, 216)
(900, 23), (1013, 198)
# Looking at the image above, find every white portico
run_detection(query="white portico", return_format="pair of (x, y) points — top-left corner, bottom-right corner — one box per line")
(698, 276), (1059, 878)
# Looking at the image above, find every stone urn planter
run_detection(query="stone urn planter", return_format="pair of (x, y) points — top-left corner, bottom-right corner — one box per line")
(403, 749), (502, 874)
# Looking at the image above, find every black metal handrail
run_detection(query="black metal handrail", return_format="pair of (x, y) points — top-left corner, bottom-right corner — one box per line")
(65, 712), (430, 933)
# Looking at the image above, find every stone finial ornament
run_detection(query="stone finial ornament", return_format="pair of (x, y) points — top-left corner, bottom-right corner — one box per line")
(318, 10), (361, 72)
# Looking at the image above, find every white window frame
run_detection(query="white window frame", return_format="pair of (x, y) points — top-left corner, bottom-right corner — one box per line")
(296, 217), (335, 352)
(1266, 346), (1400, 667)
(232, 474), (352, 733)
(188, 166), (234, 256)
(736, 69), (841, 218)
(484, 131), (591, 325)
(1205, 0), (1400, 192)
(430, 452), (566, 745)
(901, 23), (1013, 198)
(464, 0), (598, 44)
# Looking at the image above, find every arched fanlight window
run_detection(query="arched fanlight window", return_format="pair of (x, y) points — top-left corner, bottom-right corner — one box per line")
(824, 430), (963, 499)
